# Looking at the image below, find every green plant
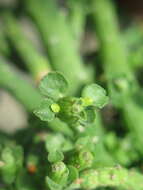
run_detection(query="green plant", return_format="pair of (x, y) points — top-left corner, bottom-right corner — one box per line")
(33, 73), (143, 190)
(1, 0), (143, 189)
(91, 0), (143, 156)
(25, 0), (93, 94)
(4, 12), (51, 82)
(34, 72), (108, 127)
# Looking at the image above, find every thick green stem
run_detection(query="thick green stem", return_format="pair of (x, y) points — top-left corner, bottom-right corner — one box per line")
(92, 0), (133, 76)
(0, 57), (42, 111)
(70, 166), (143, 190)
(4, 13), (51, 82)
(0, 23), (10, 56)
(121, 96), (143, 154)
(82, 113), (115, 167)
(123, 24), (143, 69)
(25, 0), (92, 94)
(92, 0), (143, 155)
(68, 0), (87, 44)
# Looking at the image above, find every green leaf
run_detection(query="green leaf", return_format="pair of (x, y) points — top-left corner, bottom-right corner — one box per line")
(50, 162), (69, 186)
(67, 165), (79, 184)
(34, 99), (55, 122)
(45, 134), (65, 152)
(39, 72), (68, 100)
(78, 150), (94, 171)
(84, 107), (96, 123)
(48, 150), (64, 163)
(45, 176), (62, 190)
(13, 146), (23, 170)
(82, 83), (108, 108)
(16, 170), (37, 190)
(1, 147), (16, 184)
(75, 136), (91, 150)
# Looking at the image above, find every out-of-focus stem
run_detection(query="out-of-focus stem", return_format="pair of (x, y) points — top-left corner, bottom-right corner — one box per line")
(93, 113), (115, 166)
(0, 23), (10, 56)
(0, 57), (42, 111)
(68, 0), (87, 44)
(4, 13), (51, 82)
(92, 0), (143, 155)
(78, 112), (115, 167)
(70, 166), (143, 190)
(25, 0), (92, 94)
(123, 24), (143, 69)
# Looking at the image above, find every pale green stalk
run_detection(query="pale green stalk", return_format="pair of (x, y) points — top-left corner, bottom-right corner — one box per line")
(91, 0), (143, 155)
(4, 13), (51, 82)
(25, 0), (92, 94)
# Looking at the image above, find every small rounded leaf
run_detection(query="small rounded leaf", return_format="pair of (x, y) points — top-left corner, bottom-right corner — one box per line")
(45, 176), (62, 190)
(82, 84), (108, 108)
(45, 134), (65, 152)
(84, 107), (96, 123)
(48, 150), (64, 163)
(39, 72), (68, 100)
(75, 136), (91, 150)
(34, 99), (55, 122)
(50, 162), (69, 186)
(67, 165), (79, 184)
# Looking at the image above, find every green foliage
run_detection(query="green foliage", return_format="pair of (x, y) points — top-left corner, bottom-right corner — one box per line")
(34, 98), (55, 122)
(82, 84), (109, 108)
(46, 176), (62, 190)
(0, 144), (23, 184)
(34, 72), (108, 129)
(48, 150), (64, 163)
(39, 72), (68, 100)
(1, 0), (143, 189)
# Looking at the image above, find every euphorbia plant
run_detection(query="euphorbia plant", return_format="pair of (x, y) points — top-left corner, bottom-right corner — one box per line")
(33, 72), (143, 190)
(1, 72), (143, 189)
(1, 0), (143, 189)
(34, 72), (108, 129)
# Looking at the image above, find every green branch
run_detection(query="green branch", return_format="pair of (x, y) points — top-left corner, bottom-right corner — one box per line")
(0, 24), (10, 56)
(91, 0), (143, 155)
(67, 0), (87, 44)
(25, 0), (92, 94)
(0, 57), (42, 111)
(4, 12), (51, 82)
(69, 166), (143, 190)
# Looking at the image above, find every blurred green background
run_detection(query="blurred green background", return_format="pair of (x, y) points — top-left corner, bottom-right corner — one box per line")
(1, 0), (143, 189)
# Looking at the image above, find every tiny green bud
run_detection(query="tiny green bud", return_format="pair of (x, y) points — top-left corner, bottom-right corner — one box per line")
(81, 97), (93, 107)
(57, 97), (84, 127)
(51, 103), (60, 113)
(68, 149), (94, 171)
(52, 161), (66, 174)
(79, 150), (94, 170)
(50, 161), (69, 186)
